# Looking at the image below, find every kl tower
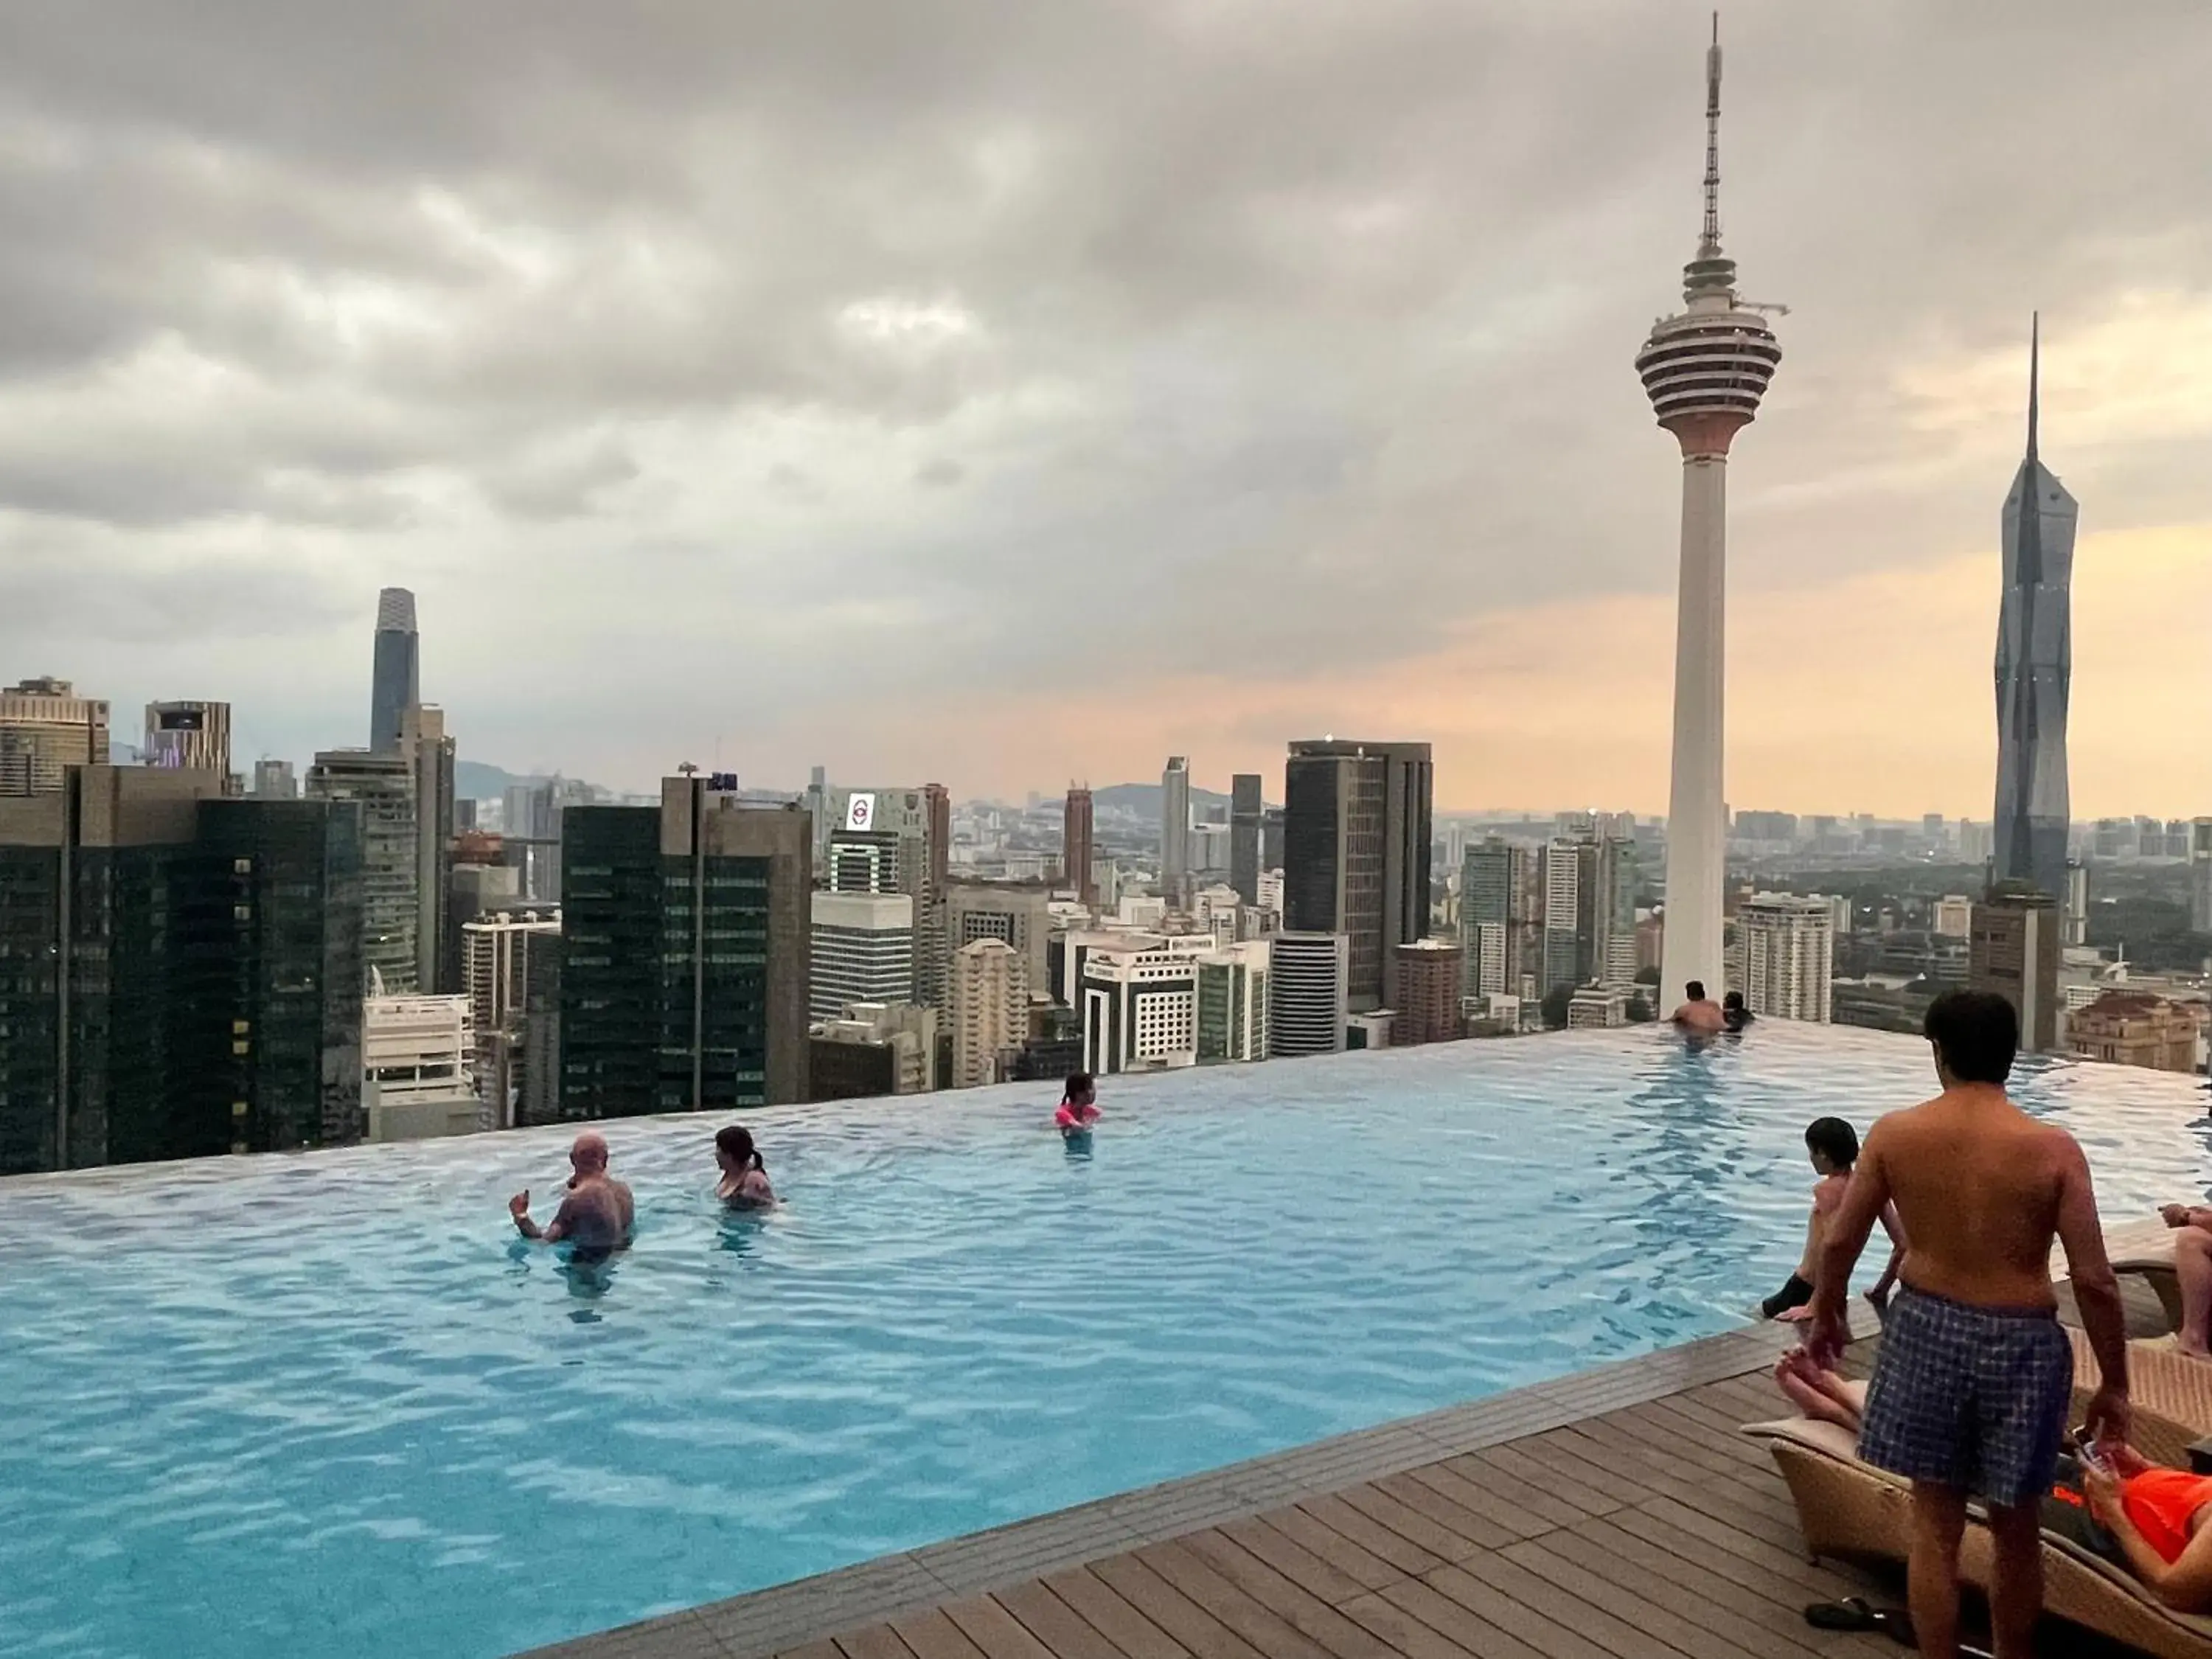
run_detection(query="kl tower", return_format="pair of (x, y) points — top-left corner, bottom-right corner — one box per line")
(1635, 13), (1781, 1005)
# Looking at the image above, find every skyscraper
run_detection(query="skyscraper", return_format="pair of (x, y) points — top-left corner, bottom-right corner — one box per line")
(1282, 740), (1433, 1011)
(1541, 840), (1582, 995)
(1991, 318), (2078, 903)
(0, 769), (364, 1172)
(143, 700), (232, 776)
(558, 779), (811, 1116)
(369, 587), (420, 753)
(1229, 773), (1263, 905)
(1739, 893), (1834, 1022)
(307, 748), (417, 994)
(1062, 785), (1096, 906)
(400, 704), (456, 993)
(1634, 19), (1781, 1002)
(0, 677), (108, 796)
(251, 759), (297, 799)
(827, 785), (947, 1004)
(1161, 757), (1191, 908)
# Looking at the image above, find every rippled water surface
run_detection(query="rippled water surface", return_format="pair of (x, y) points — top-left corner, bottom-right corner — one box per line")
(6, 1024), (2209, 1658)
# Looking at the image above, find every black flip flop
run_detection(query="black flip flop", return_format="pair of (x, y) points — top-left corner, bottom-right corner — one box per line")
(1806, 1599), (1919, 1646)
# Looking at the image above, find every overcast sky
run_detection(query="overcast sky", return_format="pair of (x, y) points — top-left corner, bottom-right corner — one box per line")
(2, 0), (2208, 813)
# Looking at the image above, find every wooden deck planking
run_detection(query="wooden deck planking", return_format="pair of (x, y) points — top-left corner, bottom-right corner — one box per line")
(535, 1324), (2163, 1659)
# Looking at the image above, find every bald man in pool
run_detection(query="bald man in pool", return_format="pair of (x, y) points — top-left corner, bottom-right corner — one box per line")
(509, 1131), (635, 1253)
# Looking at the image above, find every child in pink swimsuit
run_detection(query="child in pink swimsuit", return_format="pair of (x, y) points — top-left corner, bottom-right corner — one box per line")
(1055, 1072), (1100, 1137)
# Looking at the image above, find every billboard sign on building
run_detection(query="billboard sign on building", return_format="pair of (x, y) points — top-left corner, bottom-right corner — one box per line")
(844, 793), (877, 832)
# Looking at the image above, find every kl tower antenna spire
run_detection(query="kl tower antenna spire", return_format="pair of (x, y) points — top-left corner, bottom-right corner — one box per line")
(1633, 13), (1781, 1009)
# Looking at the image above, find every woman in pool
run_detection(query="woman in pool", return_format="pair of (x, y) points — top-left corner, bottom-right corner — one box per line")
(714, 1124), (775, 1208)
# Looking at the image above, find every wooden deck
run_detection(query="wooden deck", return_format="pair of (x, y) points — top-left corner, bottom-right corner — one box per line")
(520, 1298), (2174, 1659)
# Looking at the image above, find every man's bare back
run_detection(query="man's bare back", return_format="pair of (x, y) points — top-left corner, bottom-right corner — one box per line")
(510, 1130), (635, 1253)
(1868, 1087), (2083, 1312)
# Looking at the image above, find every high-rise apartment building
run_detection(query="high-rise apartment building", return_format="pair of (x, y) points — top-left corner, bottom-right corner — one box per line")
(0, 770), (365, 1172)
(1541, 840), (1582, 995)
(950, 937), (1026, 1088)
(1969, 885), (2061, 1054)
(307, 747), (417, 994)
(461, 906), (560, 1129)
(369, 587), (420, 752)
(1229, 773), (1264, 905)
(400, 704), (456, 993)
(251, 759), (297, 799)
(809, 892), (916, 1020)
(1634, 20), (1781, 1002)
(1160, 757), (1191, 908)
(1393, 938), (1464, 1046)
(143, 700), (232, 777)
(1261, 806), (1284, 873)
(1282, 740), (1433, 1011)
(0, 677), (109, 796)
(1461, 838), (1536, 1000)
(1991, 320), (2077, 903)
(1739, 893), (1834, 1023)
(1580, 836), (1639, 989)
(1267, 931), (1349, 1058)
(557, 779), (810, 1116)
(1062, 786), (1096, 906)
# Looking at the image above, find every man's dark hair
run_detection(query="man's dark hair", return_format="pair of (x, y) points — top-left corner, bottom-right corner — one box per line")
(1685, 980), (1706, 1001)
(1924, 990), (2018, 1085)
(1805, 1116), (1860, 1170)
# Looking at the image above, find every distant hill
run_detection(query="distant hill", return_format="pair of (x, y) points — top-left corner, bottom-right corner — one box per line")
(1091, 782), (1239, 820)
(457, 761), (608, 801)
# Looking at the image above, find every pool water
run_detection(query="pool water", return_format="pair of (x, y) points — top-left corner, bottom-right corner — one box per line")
(5, 1024), (2208, 1658)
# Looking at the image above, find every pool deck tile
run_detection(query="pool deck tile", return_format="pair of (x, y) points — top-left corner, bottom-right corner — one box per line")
(521, 1301), (2174, 1659)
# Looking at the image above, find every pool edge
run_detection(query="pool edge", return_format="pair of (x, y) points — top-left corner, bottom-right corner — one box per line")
(514, 1318), (1797, 1659)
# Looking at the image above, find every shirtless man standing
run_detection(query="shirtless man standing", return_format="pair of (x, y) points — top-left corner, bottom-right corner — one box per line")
(1808, 990), (2129, 1659)
(509, 1131), (636, 1254)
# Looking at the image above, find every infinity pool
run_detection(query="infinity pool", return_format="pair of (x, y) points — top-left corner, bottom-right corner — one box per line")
(5, 1024), (2208, 1658)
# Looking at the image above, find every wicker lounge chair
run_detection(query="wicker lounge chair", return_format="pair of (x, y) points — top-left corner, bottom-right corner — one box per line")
(2064, 1326), (2212, 1470)
(1747, 1416), (2212, 1659)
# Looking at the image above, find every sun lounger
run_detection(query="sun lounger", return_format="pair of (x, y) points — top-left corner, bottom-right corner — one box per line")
(2065, 1326), (2212, 1469)
(1747, 1416), (2212, 1659)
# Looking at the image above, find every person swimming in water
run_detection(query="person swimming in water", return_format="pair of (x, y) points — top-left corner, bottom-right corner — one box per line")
(714, 1124), (775, 1208)
(509, 1130), (635, 1253)
(1722, 990), (1754, 1033)
(1055, 1072), (1101, 1138)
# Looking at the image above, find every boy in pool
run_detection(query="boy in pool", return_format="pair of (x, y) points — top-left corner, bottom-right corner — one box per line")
(1055, 1072), (1101, 1138)
(1762, 1116), (1904, 1321)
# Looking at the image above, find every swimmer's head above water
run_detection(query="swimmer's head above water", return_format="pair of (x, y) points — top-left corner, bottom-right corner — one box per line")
(566, 1130), (611, 1188)
(715, 1124), (763, 1175)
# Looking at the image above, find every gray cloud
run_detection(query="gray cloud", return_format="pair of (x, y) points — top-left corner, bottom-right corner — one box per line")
(0, 0), (2208, 787)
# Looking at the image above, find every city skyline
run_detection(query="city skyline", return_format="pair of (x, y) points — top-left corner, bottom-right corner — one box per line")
(0, 4), (2207, 814)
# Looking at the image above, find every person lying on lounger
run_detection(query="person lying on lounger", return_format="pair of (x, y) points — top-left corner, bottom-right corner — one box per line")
(1775, 1347), (2212, 1613)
